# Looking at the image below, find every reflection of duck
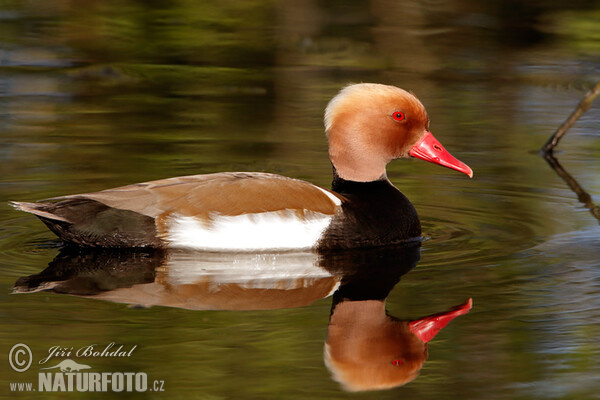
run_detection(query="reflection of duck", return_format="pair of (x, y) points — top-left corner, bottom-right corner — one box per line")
(323, 245), (472, 392)
(14, 243), (472, 391)
(11, 83), (472, 251)
(13, 243), (419, 310)
(325, 298), (472, 392)
(13, 248), (339, 310)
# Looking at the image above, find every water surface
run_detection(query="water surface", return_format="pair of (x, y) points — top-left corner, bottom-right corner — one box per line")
(1, 1), (600, 399)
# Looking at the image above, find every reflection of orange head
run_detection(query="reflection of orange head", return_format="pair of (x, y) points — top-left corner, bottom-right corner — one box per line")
(325, 298), (472, 392)
(324, 300), (427, 391)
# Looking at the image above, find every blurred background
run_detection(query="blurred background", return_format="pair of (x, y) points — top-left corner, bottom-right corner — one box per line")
(1, 0), (599, 399)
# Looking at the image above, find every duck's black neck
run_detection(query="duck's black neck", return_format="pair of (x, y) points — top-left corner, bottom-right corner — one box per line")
(331, 168), (389, 194)
(317, 167), (422, 250)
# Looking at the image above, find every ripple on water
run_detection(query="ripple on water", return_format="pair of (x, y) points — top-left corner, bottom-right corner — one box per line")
(0, 215), (61, 278)
(415, 171), (597, 270)
(419, 203), (539, 269)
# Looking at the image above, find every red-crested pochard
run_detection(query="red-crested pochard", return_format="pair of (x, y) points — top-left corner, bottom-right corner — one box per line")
(11, 83), (472, 251)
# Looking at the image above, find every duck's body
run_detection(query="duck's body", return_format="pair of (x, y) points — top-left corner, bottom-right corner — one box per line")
(11, 83), (472, 251)
(11, 172), (419, 251)
(13, 172), (343, 250)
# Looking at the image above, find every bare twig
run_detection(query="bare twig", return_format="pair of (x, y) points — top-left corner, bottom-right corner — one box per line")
(540, 80), (600, 154)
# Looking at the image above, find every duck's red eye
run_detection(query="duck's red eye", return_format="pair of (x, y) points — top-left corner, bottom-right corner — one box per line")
(392, 111), (405, 122)
(391, 359), (403, 366)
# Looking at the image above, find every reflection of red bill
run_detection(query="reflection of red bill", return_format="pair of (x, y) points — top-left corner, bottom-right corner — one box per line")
(409, 131), (473, 178)
(409, 298), (473, 343)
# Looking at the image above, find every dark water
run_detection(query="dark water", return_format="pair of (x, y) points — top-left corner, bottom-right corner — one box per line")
(1, 1), (600, 399)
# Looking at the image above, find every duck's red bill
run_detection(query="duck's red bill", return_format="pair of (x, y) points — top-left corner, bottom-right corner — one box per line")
(409, 131), (473, 178)
(408, 298), (473, 343)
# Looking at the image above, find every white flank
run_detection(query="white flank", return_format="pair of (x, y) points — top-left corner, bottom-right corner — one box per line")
(165, 210), (333, 251)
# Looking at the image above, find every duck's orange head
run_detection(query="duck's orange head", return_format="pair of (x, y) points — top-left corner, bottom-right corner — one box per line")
(325, 83), (473, 182)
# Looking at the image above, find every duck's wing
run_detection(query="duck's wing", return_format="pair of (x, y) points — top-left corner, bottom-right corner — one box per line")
(58, 172), (342, 218)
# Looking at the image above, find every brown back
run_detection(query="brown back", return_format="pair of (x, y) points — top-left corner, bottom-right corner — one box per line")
(55, 172), (343, 218)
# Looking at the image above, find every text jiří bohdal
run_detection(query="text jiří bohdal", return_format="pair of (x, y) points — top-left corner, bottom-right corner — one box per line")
(39, 343), (137, 365)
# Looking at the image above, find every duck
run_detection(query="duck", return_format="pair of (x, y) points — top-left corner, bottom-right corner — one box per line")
(10, 83), (472, 251)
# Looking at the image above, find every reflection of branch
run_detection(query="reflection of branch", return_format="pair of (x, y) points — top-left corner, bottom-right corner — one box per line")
(540, 81), (600, 154)
(539, 80), (600, 223)
(542, 153), (600, 223)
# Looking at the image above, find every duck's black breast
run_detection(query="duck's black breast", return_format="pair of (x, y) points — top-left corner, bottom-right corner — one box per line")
(317, 174), (421, 250)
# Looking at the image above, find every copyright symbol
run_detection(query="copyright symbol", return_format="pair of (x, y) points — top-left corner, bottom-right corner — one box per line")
(9, 343), (32, 372)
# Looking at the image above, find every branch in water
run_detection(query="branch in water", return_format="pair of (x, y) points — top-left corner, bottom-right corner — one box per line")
(540, 81), (600, 154)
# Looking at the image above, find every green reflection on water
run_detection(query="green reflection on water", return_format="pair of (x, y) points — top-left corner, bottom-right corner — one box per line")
(1, 0), (600, 399)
